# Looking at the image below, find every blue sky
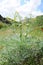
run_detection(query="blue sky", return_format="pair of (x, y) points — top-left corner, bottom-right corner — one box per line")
(39, 0), (43, 12)
(20, 0), (25, 5)
(20, 0), (43, 12)
(0, 0), (43, 18)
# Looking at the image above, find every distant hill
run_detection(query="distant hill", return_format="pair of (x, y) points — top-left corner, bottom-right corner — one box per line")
(0, 14), (43, 26)
(0, 15), (12, 24)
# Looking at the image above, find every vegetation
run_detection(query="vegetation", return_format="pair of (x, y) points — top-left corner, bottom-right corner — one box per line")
(0, 13), (43, 65)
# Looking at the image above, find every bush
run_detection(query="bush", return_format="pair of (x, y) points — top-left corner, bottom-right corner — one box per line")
(0, 43), (43, 65)
(0, 22), (8, 29)
(0, 22), (4, 29)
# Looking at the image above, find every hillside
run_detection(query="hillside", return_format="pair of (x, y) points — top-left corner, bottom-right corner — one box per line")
(0, 15), (43, 65)
(0, 15), (12, 24)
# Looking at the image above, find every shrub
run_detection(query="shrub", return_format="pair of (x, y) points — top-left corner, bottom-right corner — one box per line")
(0, 43), (43, 65)
(0, 22), (8, 29)
(0, 22), (4, 29)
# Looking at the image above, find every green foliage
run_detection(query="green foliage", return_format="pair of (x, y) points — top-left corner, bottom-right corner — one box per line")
(0, 42), (43, 65)
(0, 22), (8, 29)
(36, 15), (43, 27)
(0, 14), (43, 65)
(0, 22), (4, 28)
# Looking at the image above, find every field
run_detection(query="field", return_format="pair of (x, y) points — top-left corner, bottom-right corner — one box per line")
(0, 15), (43, 65)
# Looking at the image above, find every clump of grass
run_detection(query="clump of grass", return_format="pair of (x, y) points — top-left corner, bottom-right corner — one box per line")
(0, 14), (43, 65)
(0, 22), (4, 29)
(0, 21), (10, 30)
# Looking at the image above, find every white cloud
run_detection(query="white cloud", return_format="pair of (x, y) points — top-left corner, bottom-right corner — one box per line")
(17, 0), (42, 18)
(0, 0), (43, 18)
(0, 0), (20, 18)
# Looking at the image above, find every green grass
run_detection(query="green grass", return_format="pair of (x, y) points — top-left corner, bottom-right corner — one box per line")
(0, 21), (43, 65)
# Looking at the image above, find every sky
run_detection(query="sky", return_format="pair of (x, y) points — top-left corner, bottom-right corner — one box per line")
(0, 0), (43, 18)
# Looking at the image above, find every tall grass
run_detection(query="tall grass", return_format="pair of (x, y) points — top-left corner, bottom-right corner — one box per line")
(0, 15), (43, 65)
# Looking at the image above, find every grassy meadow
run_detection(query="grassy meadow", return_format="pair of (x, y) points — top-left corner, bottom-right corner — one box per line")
(0, 15), (43, 65)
